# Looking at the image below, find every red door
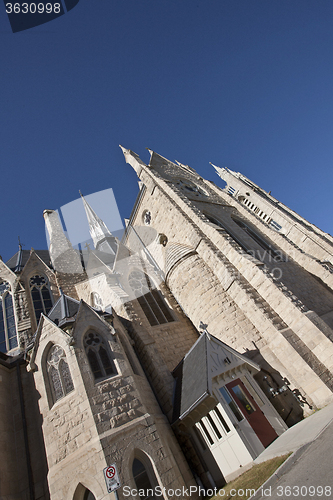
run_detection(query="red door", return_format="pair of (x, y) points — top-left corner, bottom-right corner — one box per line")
(226, 379), (278, 448)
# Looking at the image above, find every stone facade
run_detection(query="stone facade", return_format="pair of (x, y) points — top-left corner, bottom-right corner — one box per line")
(121, 147), (333, 413)
(0, 146), (332, 499)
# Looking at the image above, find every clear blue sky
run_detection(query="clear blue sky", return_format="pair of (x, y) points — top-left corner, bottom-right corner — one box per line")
(1, 0), (333, 262)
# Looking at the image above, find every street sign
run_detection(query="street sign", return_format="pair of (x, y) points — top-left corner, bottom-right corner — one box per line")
(103, 464), (121, 493)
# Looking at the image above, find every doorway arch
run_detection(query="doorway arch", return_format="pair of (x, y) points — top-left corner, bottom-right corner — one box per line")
(73, 483), (96, 500)
(132, 450), (159, 499)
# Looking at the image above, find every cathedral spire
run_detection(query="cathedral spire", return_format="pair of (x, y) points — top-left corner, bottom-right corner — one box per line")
(80, 191), (118, 255)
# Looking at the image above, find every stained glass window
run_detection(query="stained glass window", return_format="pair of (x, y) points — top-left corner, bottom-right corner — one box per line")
(29, 275), (53, 322)
(60, 359), (74, 394)
(84, 331), (116, 381)
(47, 345), (74, 404)
(0, 281), (18, 353)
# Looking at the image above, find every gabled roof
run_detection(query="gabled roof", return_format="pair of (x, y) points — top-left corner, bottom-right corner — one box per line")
(172, 333), (209, 424)
(6, 249), (51, 272)
(47, 293), (113, 329)
(47, 294), (81, 326)
(172, 331), (260, 423)
(83, 249), (116, 276)
(148, 149), (197, 175)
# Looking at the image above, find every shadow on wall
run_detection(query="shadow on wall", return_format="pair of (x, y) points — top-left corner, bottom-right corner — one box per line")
(244, 347), (307, 427)
(23, 367), (50, 500)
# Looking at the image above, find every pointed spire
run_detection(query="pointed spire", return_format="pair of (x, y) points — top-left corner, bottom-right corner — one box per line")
(80, 191), (113, 249)
(119, 145), (147, 174)
(210, 162), (226, 173)
(80, 192), (118, 256)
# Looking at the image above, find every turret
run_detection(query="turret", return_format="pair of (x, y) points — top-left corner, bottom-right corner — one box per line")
(43, 209), (84, 274)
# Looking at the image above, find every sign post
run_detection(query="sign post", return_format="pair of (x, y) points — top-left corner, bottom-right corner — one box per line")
(103, 464), (121, 494)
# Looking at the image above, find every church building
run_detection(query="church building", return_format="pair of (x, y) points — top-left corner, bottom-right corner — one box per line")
(0, 147), (332, 500)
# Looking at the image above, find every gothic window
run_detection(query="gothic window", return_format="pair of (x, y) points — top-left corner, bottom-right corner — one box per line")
(204, 213), (249, 253)
(84, 331), (116, 380)
(29, 275), (53, 322)
(132, 458), (156, 499)
(47, 345), (74, 404)
(128, 271), (174, 326)
(232, 217), (283, 261)
(0, 281), (18, 353)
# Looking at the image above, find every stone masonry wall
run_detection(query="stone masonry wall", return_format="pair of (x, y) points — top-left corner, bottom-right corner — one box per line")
(123, 151), (333, 411)
(32, 305), (197, 499)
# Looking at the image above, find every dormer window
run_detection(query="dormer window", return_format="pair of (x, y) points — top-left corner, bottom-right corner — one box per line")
(0, 281), (18, 353)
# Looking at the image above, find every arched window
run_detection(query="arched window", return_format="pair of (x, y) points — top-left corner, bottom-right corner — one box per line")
(128, 271), (174, 326)
(84, 332), (116, 380)
(204, 213), (249, 253)
(30, 275), (53, 322)
(47, 345), (74, 404)
(132, 458), (156, 499)
(0, 281), (18, 353)
(204, 213), (284, 262)
(232, 217), (283, 261)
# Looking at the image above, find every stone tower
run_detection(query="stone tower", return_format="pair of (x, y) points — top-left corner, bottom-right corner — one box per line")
(121, 146), (333, 415)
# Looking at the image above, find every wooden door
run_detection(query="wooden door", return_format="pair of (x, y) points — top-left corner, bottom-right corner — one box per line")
(226, 379), (278, 448)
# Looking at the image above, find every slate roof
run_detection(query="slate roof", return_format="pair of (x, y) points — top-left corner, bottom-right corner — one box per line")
(172, 331), (260, 424)
(172, 333), (209, 423)
(6, 249), (52, 272)
(48, 294), (81, 326)
(47, 293), (112, 328)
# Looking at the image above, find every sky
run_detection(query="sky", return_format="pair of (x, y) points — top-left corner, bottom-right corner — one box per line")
(1, 0), (333, 263)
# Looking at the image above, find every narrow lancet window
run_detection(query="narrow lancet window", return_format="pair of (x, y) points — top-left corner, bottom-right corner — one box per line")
(0, 281), (18, 353)
(84, 331), (116, 381)
(128, 271), (174, 326)
(47, 345), (74, 404)
(30, 275), (53, 322)
(132, 458), (156, 499)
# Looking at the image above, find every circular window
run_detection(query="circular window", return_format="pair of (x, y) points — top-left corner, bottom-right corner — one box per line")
(142, 210), (152, 226)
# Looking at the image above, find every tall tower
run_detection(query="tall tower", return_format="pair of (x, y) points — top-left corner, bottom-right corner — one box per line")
(213, 165), (333, 264)
(121, 146), (333, 416)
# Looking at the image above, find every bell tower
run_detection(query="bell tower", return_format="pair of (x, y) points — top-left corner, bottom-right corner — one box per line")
(121, 146), (333, 416)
